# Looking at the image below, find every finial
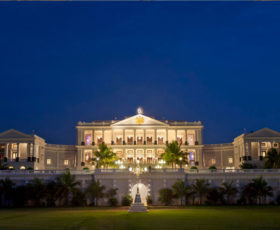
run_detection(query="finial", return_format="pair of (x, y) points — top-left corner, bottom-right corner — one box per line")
(137, 107), (143, 115)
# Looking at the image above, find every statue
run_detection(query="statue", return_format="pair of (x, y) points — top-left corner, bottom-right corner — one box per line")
(134, 186), (142, 203)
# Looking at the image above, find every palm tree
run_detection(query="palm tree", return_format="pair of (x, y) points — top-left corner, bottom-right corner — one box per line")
(240, 177), (273, 205)
(158, 188), (173, 206)
(106, 188), (118, 206)
(206, 188), (223, 205)
(251, 177), (273, 205)
(172, 180), (189, 206)
(0, 178), (15, 207)
(45, 181), (60, 207)
(56, 170), (81, 206)
(86, 180), (106, 206)
(191, 179), (210, 205)
(26, 178), (46, 206)
(92, 143), (118, 168)
(161, 141), (188, 168)
(264, 148), (280, 169)
(219, 181), (238, 204)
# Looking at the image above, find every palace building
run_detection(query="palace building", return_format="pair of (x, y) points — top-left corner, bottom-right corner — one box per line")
(1, 108), (280, 171)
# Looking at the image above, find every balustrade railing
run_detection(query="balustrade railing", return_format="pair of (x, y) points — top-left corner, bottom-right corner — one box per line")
(0, 168), (280, 175)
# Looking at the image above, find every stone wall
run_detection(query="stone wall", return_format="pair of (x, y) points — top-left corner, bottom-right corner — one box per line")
(203, 143), (234, 169)
(1, 169), (279, 205)
(45, 144), (77, 170)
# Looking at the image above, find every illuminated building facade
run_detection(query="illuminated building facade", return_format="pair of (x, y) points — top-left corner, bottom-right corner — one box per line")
(0, 108), (280, 171)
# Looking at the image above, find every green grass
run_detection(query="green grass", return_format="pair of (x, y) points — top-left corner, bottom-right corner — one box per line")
(0, 206), (280, 230)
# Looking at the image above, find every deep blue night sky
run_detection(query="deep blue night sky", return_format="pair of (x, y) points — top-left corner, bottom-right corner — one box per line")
(0, 3), (280, 145)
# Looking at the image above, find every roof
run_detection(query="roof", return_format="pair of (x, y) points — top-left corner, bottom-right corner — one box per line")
(246, 128), (280, 138)
(0, 129), (33, 139)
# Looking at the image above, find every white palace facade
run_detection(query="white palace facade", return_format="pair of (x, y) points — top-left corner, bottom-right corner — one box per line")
(1, 108), (280, 171)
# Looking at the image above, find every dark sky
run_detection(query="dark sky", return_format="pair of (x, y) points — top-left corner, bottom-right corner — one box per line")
(0, 3), (280, 145)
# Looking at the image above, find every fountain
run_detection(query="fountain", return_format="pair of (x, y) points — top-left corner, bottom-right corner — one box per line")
(128, 161), (148, 213)
(128, 185), (147, 213)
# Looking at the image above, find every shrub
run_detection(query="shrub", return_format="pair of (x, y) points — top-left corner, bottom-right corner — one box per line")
(190, 166), (198, 170)
(83, 167), (89, 170)
(121, 194), (133, 206)
(108, 197), (118, 206)
(27, 166), (34, 170)
(146, 195), (153, 205)
(158, 188), (173, 205)
(240, 163), (256, 169)
(209, 166), (217, 170)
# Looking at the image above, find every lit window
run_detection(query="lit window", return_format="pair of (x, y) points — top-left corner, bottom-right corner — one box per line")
(211, 158), (216, 164)
(261, 151), (266, 157)
(188, 135), (194, 145)
(84, 130), (92, 146)
(64, 160), (69, 165)
(47, 159), (52, 165)
(84, 150), (92, 162)
(228, 157), (233, 164)
(12, 153), (17, 159)
(189, 152), (195, 161)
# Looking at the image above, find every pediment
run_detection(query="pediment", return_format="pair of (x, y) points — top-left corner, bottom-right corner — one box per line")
(0, 129), (32, 139)
(246, 128), (280, 138)
(112, 115), (168, 127)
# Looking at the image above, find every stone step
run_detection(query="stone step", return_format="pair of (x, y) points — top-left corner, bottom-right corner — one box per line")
(128, 203), (148, 212)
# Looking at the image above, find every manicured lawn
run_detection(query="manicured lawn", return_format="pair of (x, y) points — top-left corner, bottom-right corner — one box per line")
(0, 206), (279, 230)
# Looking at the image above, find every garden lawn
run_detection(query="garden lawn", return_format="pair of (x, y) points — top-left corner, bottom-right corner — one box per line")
(0, 206), (279, 230)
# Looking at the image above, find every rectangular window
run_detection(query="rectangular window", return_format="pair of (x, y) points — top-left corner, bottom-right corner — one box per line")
(261, 151), (266, 157)
(188, 134), (194, 145)
(211, 158), (216, 164)
(228, 157), (233, 164)
(261, 142), (267, 147)
(189, 152), (195, 161)
(274, 143), (279, 148)
(12, 153), (17, 159)
(84, 150), (92, 162)
(84, 130), (92, 146)
(64, 160), (69, 165)
(47, 159), (52, 165)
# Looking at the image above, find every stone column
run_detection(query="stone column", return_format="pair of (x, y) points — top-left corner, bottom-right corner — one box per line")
(27, 143), (31, 158)
(258, 141), (261, 156)
(133, 129), (136, 144)
(81, 129), (84, 144)
(17, 143), (20, 158)
(154, 129), (157, 143)
(32, 143), (35, 158)
(185, 129), (187, 144)
(122, 129), (125, 144)
(92, 130), (95, 145)
(144, 129), (146, 143)
(270, 141), (274, 149)
(195, 130), (198, 143)
(4, 143), (8, 159)
(175, 129), (178, 142)
(102, 129), (104, 142)
(248, 141), (252, 156)
(111, 129), (114, 143)
(166, 128), (168, 143)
